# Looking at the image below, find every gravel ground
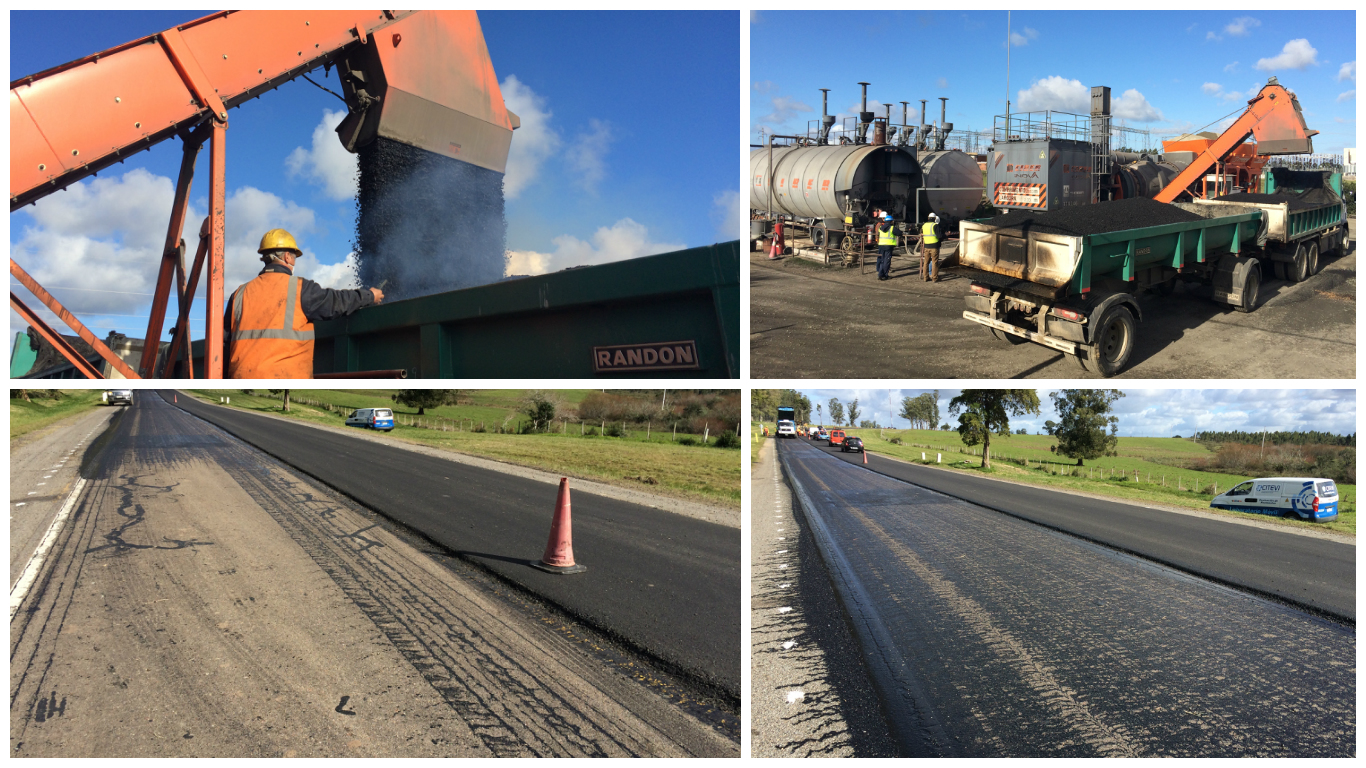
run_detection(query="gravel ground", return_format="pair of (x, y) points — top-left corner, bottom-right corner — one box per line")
(983, 197), (1204, 235)
(750, 439), (897, 757)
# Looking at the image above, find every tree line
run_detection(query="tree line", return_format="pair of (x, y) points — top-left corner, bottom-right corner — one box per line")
(1194, 430), (1354, 447)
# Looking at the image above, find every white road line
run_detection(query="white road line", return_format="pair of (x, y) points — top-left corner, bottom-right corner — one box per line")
(10, 478), (87, 619)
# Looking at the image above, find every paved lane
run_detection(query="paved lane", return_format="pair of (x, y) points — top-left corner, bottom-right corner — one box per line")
(806, 439), (1354, 621)
(779, 439), (1354, 757)
(167, 391), (740, 696)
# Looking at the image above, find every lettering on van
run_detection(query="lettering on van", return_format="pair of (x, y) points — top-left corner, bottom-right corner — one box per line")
(1256, 484), (1283, 493)
(593, 341), (701, 373)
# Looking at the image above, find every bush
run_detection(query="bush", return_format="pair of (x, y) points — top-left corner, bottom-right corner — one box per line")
(889, 437), (903, 445)
(713, 430), (740, 449)
(677, 436), (698, 446)
(605, 423), (624, 437)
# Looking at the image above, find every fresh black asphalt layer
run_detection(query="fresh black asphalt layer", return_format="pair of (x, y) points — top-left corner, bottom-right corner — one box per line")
(778, 439), (1355, 757)
(164, 391), (740, 696)
(797, 438), (1354, 622)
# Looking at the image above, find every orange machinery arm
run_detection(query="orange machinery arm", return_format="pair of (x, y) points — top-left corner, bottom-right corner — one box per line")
(1153, 79), (1317, 204)
(10, 10), (517, 211)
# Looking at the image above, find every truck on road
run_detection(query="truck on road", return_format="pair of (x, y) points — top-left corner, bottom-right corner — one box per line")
(776, 406), (797, 438)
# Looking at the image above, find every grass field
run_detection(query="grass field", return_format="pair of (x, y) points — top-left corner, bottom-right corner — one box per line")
(188, 390), (740, 509)
(766, 427), (1355, 535)
(10, 390), (106, 440)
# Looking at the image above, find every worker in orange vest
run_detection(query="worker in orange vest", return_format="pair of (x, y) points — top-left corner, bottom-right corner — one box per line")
(225, 229), (384, 378)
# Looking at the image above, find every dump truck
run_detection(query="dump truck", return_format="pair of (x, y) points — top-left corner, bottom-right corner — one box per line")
(1189, 169), (1348, 282)
(959, 197), (1268, 376)
(776, 406), (797, 438)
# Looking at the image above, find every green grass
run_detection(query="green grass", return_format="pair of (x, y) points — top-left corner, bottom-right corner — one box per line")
(846, 428), (1356, 535)
(188, 390), (740, 509)
(10, 390), (106, 441)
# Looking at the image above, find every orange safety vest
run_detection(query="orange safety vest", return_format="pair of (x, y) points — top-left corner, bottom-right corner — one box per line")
(225, 272), (315, 379)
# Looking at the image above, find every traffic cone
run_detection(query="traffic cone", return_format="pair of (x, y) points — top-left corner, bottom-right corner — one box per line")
(863, 449), (868, 465)
(532, 478), (587, 574)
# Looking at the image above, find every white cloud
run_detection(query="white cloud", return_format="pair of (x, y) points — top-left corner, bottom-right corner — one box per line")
(1206, 31), (1219, 41)
(763, 94), (813, 124)
(9, 170), (340, 327)
(1224, 16), (1260, 37)
(285, 109), (356, 201)
(565, 119), (614, 193)
(1255, 39), (1319, 72)
(1223, 61), (1239, 73)
(500, 74), (561, 200)
(753, 80), (778, 94)
(1009, 27), (1038, 46)
(297, 251), (359, 290)
(1113, 89), (1163, 122)
(504, 218), (685, 277)
(711, 190), (742, 242)
(1337, 61), (1356, 82)
(1016, 76), (1088, 112)
(750, 10), (761, 23)
(1338, 90), (1356, 103)
(1201, 82), (1222, 95)
(936, 77), (948, 89)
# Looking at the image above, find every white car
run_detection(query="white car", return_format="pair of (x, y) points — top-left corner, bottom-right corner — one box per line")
(1210, 477), (1339, 522)
(104, 390), (133, 406)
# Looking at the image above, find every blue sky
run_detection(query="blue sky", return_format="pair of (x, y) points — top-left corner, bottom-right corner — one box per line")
(752, 10), (1354, 153)
(795, 389), (1356, 438)
(10, 10), (738, 346)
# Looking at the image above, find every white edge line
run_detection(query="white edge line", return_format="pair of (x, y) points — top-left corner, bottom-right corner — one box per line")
(10, 477), (87, 620)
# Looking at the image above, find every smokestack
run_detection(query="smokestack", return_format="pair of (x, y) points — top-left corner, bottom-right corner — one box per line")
(856, 81), (874, 144)
(919, 100), (931, 148)
(900, 101), (911, 147)
(819, 88), (835, 144)
(939, 97), (953, 148)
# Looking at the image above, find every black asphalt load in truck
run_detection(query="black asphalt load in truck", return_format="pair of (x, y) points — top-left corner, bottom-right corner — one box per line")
(958, 198), (1272, 377)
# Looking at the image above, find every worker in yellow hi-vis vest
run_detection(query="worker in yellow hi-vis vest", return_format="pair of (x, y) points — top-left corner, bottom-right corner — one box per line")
(920, 213), (942, 282)
(875, 214), (897, 280)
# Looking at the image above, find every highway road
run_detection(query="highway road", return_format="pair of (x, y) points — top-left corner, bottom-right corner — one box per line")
(167, 391), (740, 695)
(804, 438), (1355, 621)
(10, 394), (736, 757)
(776, 438), (1355, 757)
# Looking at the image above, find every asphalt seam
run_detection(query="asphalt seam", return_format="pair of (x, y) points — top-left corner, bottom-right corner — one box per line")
(822, 443), (1354, 626)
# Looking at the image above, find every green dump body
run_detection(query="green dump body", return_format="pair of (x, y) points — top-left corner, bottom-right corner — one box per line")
(958, 207), (1265, 297)
(1189, 198), (1343, 244)
(190, 242), (740, 378)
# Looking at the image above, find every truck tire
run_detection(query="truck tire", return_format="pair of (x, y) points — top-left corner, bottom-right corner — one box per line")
(1234, 264), (1261, 313)
(1272, 261), (1287, 280)
(1088, 304), (1135, 377)
(1306, 241), (1319, 276)
(1288, 242), (1309, 283)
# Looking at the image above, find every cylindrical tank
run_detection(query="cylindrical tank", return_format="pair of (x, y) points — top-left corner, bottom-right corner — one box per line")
(1117, 158), (1182, 199)
(749, 144), (916, 220)
(916, 150), (983, 222)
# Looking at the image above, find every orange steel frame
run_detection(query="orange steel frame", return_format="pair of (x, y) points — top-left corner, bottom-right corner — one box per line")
(1154, 83), (1318, 204)
(10, 11), (418, 378)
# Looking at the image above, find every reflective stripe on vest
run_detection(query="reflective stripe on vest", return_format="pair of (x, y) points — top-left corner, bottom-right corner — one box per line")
(227, 273), (315, 379)
(877, 225), (898, 246)
(921, 221), (939, 245)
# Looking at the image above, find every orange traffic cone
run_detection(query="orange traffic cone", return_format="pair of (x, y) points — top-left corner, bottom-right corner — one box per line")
(532, 478), (587, 574)
(863, 449), (868, 465)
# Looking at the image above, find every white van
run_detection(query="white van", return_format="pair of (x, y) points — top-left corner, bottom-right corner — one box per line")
(345, 408), (395, 432)
(1210, 477), (1340, 522)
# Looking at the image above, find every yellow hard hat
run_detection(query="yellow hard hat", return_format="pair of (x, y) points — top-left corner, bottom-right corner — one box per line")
(258, 228), (302, 256)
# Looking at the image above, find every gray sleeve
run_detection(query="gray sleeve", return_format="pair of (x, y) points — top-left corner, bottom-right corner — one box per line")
(298, 278), (374, 323)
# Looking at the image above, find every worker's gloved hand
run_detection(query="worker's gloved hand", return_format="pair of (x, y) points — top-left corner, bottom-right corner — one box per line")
(370, 287), (385, 304)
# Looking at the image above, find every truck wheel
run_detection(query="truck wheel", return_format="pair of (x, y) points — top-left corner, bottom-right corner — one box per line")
(1234, 264), (1261, 313)
(1089, 305), (1135, 377)
(990, 328), (1028, 345)
(1272, 261), (1286, 280)
(1289, 243), (1309, 283)
(1306, 241), (1320, 276)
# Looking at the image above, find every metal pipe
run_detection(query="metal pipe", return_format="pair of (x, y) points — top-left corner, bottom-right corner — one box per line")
(315, 369), (409, 379)
(859, 82), (869, 114)
(161, 218), (210, 379)
(10, 259), (139, 377)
